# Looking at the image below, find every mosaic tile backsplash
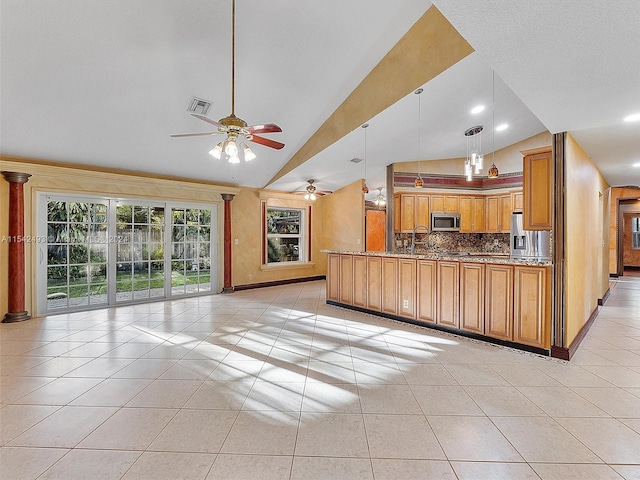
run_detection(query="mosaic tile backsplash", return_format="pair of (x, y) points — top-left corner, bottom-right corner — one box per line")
(394, 232), (510, 254)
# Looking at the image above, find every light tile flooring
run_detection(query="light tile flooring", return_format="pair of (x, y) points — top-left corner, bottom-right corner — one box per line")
(1, 277), (640, 479)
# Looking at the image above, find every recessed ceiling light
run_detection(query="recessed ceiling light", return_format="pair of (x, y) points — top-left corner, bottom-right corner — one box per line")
(633, 162), (640, 168)
(471, 105), (484, 114)
(624, 113), (640, 122)
(495, 123), (508, 131)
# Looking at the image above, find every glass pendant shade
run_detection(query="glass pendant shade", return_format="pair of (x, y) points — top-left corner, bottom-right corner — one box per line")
(209, 143), (223, 159)
(414, 175), (424, 188)
(488, 163), (499, 178)
(242, 143), (256, 161)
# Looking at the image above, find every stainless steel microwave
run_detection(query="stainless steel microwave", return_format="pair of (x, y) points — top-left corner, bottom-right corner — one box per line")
(431, 212), (461, 232)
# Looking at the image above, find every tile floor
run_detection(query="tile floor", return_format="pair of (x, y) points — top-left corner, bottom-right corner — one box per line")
(1, 277), (640, 479)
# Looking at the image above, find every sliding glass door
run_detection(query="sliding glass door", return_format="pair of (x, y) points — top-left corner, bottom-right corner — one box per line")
(38, 194), (218, 314)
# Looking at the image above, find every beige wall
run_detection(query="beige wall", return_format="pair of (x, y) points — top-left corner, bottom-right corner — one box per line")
(623, 210), (640, 267)
(609, 187), (640, 274)
(318, 179), (365, 254)
(395, 131), (552, 176)
(564, 135), (610, 346)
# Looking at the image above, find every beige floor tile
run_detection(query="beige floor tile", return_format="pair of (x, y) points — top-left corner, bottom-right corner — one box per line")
(556, 417), (640, 464)
(121, 451), (215, 480)
(451, 461), (540, 480)
(443, 363), (510, 386)
(296, 412), (369, 457)
(582, 365), (640, 388)
(290, 456), (374, 480)
(17, 341), (84, 357)
(38, 449), (141, 480)
(0, 376), (55, 405)
(0, 355), (50, 376)
(206, 454), (293, 480)
(22, 356), (93, 377)
(126, 379), (202, 408)
(7, 405), (117, 448)
(149, 409), (237, 453)
(397, 363), (458, 385)
(611, 464), (640, 480)
(63, 357), (134, 377)
(411, 385), (484, 415)
(111, 358), (178, 379)
(243, 381), (305, 411)
(16, 377), (103, 405)
(536, 363), (616, 387)
(60, 342), (120, 357)
(491, 416), (601, 463)
(307, 360), (356, 384)
(220, 411), (299, 455)
(364, 414), (445, 459)
(99, 342), (158, 358)
(465, 386), (545, 416)
(488, 364), (562, 386)
(531, 463), (626, 480)
(78, 407), (177, 450)
(301, 382), (362, 413)
(517, 386), (609, 417)
(352, 362), (407, 384)
(207, 360), (265, 381)
(0, 404), (60, 445)
(183, 380), (253, 410)
(70, 378), (152, 406)
(357, 384), (422, 414)
(572, 386), (640, 417)
(159, 359), (219, 380)
(370, 459), (456, 480)
(0, 446), (68, 480)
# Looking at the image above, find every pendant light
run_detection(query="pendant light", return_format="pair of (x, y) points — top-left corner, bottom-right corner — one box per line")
(362, 123), (369, 194)
(464, 125), (483, 181)
(374, 188), (386, 207)
(415, 88), (424, 188)
(487, 70), (500, 178)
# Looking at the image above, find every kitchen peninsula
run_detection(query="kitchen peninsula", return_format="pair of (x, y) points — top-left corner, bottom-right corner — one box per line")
(325, 251), (552, 355)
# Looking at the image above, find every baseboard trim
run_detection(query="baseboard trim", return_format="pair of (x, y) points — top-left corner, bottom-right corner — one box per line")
(598, 288), (611, 306)
(233, 276), (326, 291)
(552, 305), (600, 361)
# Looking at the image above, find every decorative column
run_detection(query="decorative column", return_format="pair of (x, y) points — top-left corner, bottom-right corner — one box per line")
(221, 193), (235, 293)
(2, 171), (32, 323)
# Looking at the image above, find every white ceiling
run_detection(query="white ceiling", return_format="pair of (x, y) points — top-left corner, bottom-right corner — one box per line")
(1, 1), (639, 198)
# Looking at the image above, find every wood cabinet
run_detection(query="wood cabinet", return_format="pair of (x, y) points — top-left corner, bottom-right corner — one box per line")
(486, 193), (513, 233)
(485, 264), (513, 340)
(394, 193), (430, 232)
(460, 196), (486, 233)
(352, 255), (367, 308)
(400, 194), (415, 233)
(339, 254), (353, 305)
(398, 258), (417, 319)
(514, 265), (551, 349)
(431, 194), (460, 213)
(381, 257), (398, 315)
(417, 259), (437, 323)
(393, 194), (401, 233)
(437, 260), (459, 328)
(366, 256), (383, 311)
(415, 194), (430, 228)
(512, 190), (523, 213)
(327, 253), (340, 302)
(523, 148), (553, 230)
(460, 262), (485, 334)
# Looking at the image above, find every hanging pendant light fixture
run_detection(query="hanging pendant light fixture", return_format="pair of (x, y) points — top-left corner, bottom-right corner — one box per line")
(374, 188), (386, 207)
(464, 125), (484, 181)
(487, 70), (500, 178)
(414, 88), (424, 188)
(304, 179), (317, 201)
(362, 123), (369, 194)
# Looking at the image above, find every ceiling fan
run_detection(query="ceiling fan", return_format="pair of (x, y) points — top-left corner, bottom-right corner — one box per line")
(293, 179), (332, 201)
(171, 0), (284, 163)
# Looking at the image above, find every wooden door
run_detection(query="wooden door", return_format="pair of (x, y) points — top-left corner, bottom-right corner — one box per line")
(366, 256), (383, 311)
(352, 255), (367, 308)
(460, 262), (485, 334)
(430, 195), (445, 212)
(523, 148), (553, 230)
(398, 258), (417, 319)
(381, 257), (398, 315)
(445, 195), (460, 213)
(485, 264), (513, 340)
(417, 259), (437, 323)
(514, 266), (551, 349)
(401, 194), (415, 232)
(326, 254), (340, 302)
(437, 261), (459, 328)
(415, 195), (430, 228)
(512, 190), (523, 213)
(339, 254), (353, 305)
(365, 209), (386, 252)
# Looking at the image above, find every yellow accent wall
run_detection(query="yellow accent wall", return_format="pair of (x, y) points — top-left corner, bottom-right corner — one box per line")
(564, 134), (610, 346)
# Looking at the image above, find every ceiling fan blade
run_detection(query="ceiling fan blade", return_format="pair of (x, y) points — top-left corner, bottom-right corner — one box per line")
(170, 132), (218, 137)
(191, 113), (222, 128)
(246, 123), (282, 134)
(250, 134), (285, 150)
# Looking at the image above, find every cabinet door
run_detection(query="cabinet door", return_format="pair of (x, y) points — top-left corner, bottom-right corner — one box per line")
(499, 194), (513, 233)
(485, 264), (513, 340)
(352, 255), (367, 308)
(381, 257), (398, 315)
(523, 149), (553, 230)
(473, 197), (486, 232)
(417, 259), (437, 323)
(398, 258), (417, 319)
(459, 196), (473, 233)
(366, 256), (383, 311)
(339, 255), (353, 305)
(514, 266), (551, 349)
(512, 190), (523, 213)
(485, 196), (499, 232)
(327, 254), (340, 302)
(401, 194), (416, 232)
(437, 261), (459, 328)
(415, 195), (430, 228)
(460, 262), (485, 334)
(445, 195), (460, 213)
(430, 195), (445, 212)
(393, 194), (401, 233)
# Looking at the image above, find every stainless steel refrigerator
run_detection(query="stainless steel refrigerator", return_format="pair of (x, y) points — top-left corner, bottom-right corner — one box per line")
(510, 212), (551, 261)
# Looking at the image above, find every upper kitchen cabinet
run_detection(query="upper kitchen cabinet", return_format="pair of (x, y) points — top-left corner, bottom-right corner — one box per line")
(522, 147), (553, 230)
(485, 193), (512, 233)
(459, 195), (486, 233)
(394, 193), (430, 232)
(431, 194), (460, 213)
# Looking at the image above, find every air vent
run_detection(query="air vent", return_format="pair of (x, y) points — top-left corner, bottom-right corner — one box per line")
(188, 97), (212, 115)
(350, 157), (363, 164)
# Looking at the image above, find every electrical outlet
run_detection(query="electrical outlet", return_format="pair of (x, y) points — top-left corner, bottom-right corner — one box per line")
(234, 238), (239, 245)
(356, 238), (361, 244)
(403, 299), (409, 309)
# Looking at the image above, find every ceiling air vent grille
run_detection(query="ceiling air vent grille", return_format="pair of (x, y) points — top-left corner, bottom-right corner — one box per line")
(188, 97), (212, 115)
(350, 157), (363, 164)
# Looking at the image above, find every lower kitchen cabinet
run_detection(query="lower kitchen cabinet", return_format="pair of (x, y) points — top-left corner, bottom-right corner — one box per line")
(437, 261), (459, 328)
(460, 262), (485, 334)
(398, 258), (417, 319)
(381, 257), (398, 315)
(514, 265), (551, 349)
(352, 255), (367, 308)
(327, 253), (340, 302)
(339, 254), (353, 305)
(366, 256), (383, 311)
(417, 259), (437, 323)
(485, 264), (514, 340)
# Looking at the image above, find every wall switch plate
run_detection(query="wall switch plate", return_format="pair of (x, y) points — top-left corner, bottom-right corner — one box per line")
(403, 299), (409, 308)
(234, 238), (239, 245)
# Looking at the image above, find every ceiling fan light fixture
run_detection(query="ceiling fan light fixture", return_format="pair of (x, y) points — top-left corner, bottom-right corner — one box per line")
(209, 142), (223, 159)
(242, 143), (256, 161)
(224, 137), (238, 156)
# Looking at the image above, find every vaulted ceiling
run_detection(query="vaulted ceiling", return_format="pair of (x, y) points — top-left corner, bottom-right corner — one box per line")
(2, 1), (639, 198)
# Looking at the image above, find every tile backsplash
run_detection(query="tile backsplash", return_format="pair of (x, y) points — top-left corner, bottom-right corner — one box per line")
(394, 232), (509, 254)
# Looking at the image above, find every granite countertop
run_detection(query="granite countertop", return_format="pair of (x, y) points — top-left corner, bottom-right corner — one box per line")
(321, 250), (552, 266)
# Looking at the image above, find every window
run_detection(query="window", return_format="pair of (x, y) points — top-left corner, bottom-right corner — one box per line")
(633, 217), (640, 250)
(266, 207), (306, 264)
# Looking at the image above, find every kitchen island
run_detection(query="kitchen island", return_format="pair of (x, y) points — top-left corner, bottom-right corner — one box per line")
(325, 251), (552, 355)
